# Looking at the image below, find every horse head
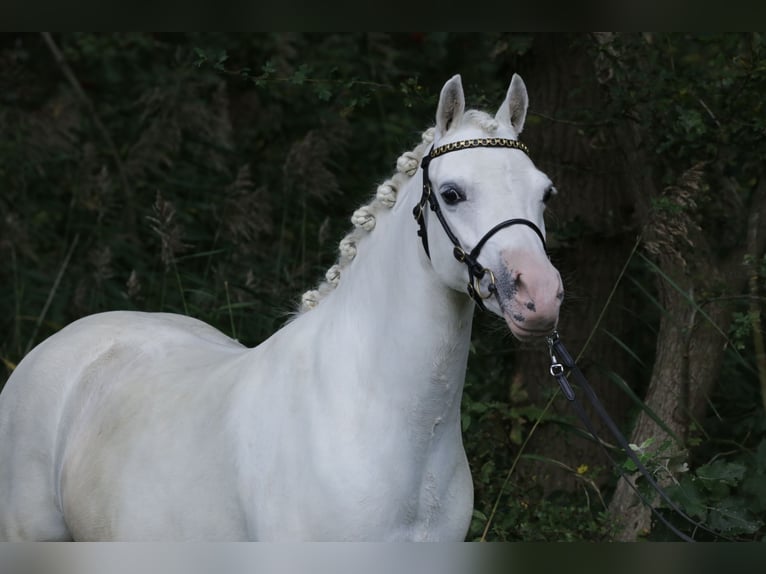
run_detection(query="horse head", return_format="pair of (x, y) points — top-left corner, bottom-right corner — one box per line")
(417, 74), (564, 340)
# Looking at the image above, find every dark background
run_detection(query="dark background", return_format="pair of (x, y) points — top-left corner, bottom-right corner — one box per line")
(1, 33), (764, 541)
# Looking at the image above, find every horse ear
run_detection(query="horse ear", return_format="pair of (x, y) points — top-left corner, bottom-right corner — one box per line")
(435, 74), (465, 136)
(495, 73), (528, 135)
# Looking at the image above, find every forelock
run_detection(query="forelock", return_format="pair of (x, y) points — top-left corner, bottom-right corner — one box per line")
(462, 110), (499, 134)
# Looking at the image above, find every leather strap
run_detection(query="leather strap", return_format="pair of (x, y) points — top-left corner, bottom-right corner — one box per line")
(546, 331), (731, 542)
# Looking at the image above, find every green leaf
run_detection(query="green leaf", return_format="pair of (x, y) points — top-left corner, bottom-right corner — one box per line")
(260, 60), (275, 77)
(291, 64), (310, 85)
(696, 460), (747, 487)
(665, 475), (706, 519)
(707, 498), (763, 534)
(315, 86), (332, 101)
(470, 401), (489, 414)
(677, 107), (706, 136)
(742, 474), (766, 512)
(479, 460), (495, 484)
(215, 49), (229, 69)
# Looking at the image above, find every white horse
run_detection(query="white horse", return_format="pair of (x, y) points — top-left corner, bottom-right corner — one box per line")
(0, 74), (563, 541)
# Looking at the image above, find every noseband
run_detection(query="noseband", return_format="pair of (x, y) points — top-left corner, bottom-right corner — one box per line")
(413, 138), (547, 310)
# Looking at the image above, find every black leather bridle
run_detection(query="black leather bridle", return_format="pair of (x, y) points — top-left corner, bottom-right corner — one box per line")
(412, 137), (546, 311)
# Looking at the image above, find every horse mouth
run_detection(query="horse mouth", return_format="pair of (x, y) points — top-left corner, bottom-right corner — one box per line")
(504, 312), (557, 341)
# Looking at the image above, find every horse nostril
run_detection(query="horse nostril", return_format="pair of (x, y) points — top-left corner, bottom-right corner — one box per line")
(526, 301), (536, 312)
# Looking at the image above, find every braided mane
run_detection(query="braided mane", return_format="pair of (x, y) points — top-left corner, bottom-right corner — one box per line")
(298, 111), (501, 313)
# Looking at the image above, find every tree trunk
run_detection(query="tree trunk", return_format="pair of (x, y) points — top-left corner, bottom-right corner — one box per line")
(607, 168), (766, 540)
(607, 257), (732, 539)
(510, 34), (645, 492)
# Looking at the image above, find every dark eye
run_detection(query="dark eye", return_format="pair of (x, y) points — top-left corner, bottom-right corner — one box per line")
(543, 185), (556, 205)
(440, 186), (464, 206)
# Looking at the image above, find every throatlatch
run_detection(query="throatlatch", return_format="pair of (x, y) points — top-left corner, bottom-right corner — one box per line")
(413, 137), (546, 311)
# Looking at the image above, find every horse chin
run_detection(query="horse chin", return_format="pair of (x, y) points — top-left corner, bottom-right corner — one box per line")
(503, 312), (557, 342)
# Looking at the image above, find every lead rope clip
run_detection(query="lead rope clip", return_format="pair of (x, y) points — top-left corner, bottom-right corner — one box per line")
(546, 332), (575, 401)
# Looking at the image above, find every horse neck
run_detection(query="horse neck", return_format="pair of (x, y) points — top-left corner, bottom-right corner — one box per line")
(312, 176), (475, 421)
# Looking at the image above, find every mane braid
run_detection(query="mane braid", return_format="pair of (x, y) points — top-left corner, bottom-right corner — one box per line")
(297, 127), (436, 313)
(461, 110), (500, 134)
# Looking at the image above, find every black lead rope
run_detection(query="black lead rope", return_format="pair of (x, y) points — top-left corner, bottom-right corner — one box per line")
(545, 331), (731, 542)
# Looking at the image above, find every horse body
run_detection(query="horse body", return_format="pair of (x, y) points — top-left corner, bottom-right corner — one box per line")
(0, 74), (562, 540)
(1, 200), (474, 541)
(0, 312), (247, 540)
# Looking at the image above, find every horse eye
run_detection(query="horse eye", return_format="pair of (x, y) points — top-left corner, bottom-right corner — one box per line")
(440, 186), (464, 206)
(543, 185), (557, 205)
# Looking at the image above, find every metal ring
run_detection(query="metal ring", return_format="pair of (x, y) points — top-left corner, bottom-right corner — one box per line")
(472, 268), (496, 300)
